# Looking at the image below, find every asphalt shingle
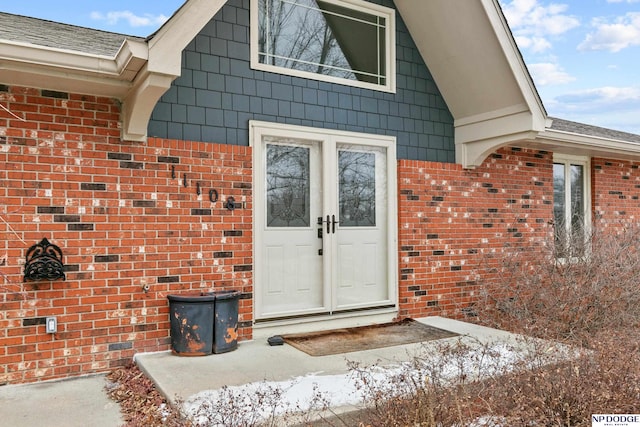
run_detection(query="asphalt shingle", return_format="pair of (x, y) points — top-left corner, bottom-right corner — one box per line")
(0, 12), (143, 57)
(549, 117), (640, 144)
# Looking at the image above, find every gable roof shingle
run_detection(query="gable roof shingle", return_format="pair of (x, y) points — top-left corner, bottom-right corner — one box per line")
(0, 12), (142, 57)
(549, 117), (640, 144)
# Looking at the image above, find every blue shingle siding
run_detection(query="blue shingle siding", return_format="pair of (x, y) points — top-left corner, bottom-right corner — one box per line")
(148, 0), (455, 162)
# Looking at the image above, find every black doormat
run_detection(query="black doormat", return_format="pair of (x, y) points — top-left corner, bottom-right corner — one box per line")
(282, 319), (459, 356)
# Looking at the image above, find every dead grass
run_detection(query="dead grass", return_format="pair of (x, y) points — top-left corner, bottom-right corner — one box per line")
(106, 362), (191, 427)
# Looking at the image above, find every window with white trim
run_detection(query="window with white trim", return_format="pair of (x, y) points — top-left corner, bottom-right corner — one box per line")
(553, 155), (591, 258)
(251, 0), (395, 93)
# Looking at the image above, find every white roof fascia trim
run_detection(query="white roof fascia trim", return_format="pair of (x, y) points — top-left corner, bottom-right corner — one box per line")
(0, 38), (148, 80)
(537, 129), (640, 159)
(1, 40), (122, 76)
(147, 0), (228, 76)
(114, 39), (149, 80)
(0, 61), (133, 97)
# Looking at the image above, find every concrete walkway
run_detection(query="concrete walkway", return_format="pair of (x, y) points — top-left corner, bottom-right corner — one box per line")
(0, 374), (123, 427)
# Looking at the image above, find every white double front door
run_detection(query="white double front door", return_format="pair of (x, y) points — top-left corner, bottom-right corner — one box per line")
(251, 122), (397, 320)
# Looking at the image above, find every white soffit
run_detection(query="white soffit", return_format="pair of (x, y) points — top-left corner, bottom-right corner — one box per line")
(394, 0), (547, 168)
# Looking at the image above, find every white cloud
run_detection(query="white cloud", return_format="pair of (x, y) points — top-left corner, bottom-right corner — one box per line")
(578, 13), (640, 52)
(528, 62), (575, 86)
(501, 0), (580, 52)
(514, 35), (552, 53)
(90, 10), (169, 28)
(555, 86), (640, 107)
(548, 86), (640, 134)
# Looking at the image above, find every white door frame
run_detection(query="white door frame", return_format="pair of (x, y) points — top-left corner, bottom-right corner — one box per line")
(250, 120), (398, 322)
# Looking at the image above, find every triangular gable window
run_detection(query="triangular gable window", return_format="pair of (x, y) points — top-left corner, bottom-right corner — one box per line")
(251, 0), (395, 93)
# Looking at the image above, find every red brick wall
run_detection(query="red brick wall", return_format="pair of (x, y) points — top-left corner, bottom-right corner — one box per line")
(0, 85), (253, 384)
(397, 148), (555, 318)
(592, 158), (640, 228)
(3, 83), (640, 385)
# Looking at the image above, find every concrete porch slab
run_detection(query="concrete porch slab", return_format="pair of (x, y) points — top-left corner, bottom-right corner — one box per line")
(135, 316), (524, 407)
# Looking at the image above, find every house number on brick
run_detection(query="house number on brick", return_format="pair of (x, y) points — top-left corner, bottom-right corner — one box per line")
(171, 166), (239, 209)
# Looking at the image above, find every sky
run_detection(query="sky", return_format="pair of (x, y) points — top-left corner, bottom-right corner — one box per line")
(1, 0), (639, 135)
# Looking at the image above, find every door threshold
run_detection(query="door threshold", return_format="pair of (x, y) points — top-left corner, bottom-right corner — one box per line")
(252, 307), (398, 341)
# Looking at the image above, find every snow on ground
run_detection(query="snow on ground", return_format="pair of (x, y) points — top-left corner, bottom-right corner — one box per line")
(182, 339), (562, 426)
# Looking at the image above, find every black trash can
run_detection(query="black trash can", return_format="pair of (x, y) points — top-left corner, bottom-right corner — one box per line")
(167, 293), (216, 356)
(211, 290), (240, 354)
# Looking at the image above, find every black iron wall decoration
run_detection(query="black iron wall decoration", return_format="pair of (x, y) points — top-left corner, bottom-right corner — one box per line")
(24, 238), (66, 282)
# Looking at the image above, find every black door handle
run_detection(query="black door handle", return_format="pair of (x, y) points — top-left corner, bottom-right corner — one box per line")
(326, 215), (331, 234)
(332, 215), (338, 234)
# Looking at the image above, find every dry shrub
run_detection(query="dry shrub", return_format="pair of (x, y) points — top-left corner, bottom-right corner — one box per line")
(346, 333), (640, 426)
(477, 225), (640, 343)
(346, 225), (640, 426)
(106, 226), (640, 426)
(466, 224), (640, 424)
(478, 330), (640, 426)
(347, 338), (518, 427)
(185, 381), (332, 427)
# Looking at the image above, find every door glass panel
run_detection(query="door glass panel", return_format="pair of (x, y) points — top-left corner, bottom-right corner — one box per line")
(339, 150), (375, 227)
(266, 144), (310, 227)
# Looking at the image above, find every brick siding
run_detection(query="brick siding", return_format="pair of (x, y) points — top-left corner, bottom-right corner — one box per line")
(1, 85), (252, 384)
(592, 158), (640, 228)
(3, 83), (640, 385)
(397, 148), (555, 318)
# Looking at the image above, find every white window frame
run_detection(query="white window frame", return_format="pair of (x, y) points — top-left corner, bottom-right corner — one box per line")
(250, 0), (396, 93)
(553, 154), (591, 259)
